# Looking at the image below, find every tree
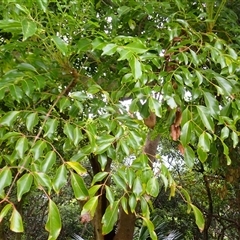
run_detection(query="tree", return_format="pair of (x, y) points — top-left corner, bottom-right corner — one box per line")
(0, 0), (240, 239)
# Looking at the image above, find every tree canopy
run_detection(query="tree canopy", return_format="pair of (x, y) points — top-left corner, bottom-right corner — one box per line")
(0, 0), (240, 239)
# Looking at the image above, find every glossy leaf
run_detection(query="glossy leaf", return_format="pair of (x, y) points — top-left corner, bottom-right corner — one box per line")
(92, 172), (108, 185)
(22, 19), (37, 41)
(133, 177), (143, 198)
(181, 121), (192, 146)
(41, 151), (56, 173)
(102, 201), (119, 235)
(45, 199), (62, 240)
(81, 196), (98, 220)
(15, 137), (28, 159)
(37, 0), (48, 12)
(53, 165), (67, 194)
(105, 186), (115, 206)
(197, 106), (214, 132)
(10, 208), (24, 232)
(146, 177), (159, 197)
(26, 112), (39, 132)
(0, 167), (12, 194)
(112, 174), (127, 191)
(31, 140), (47, 160)
(231, 131), (238, 148)
(129, 56), (142, 80)
(184, 145), (195, 169)
(0, 111), (19, 127)
(0, 204), (12, 222)
(43, 118), (58, 139)
(66, 161), (86, 175)
(203, 92), (219, 118)
(191, 204), (205, 232)
(52, 36), (68, 56)
(129, 194), (137, 212)
(71, 172), (89, 200)
(198, 132), (211, 152)
(17, 173), (33, 201)
(142, 217), (157, 240)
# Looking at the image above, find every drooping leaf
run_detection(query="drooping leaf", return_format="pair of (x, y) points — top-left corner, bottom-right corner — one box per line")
(197, 106), (214, 132)
(52, 36), (68, 56)
(10, 208), (24, 233)
(17, 173), (33, 201)
(31, 140), (47, 160)
(53, 165), (67, 194)
(129, 56), (142, 80)
(91, 172), (109, 185)
(81, 196), (98, 220)
(191, 204), (205, 232)
(22, 19), (37, 41)
(0, 204), (12, 222)
(184, 145), (195, 169)
(41, 151), (56, 173)
(71, 172), (89, 200)
(142, 217), (157, 240)
(26, 112), (39, 132)
(45, 199), (62, 240)
(133, 177), (143, 198)
(0, 111), (19, 127)
(102, 201), (119, 235)
(0, 167), (12, 194)
(66, 162), (86, 175)
(15, 137), (28, 159)
(146, 177), (159, 197)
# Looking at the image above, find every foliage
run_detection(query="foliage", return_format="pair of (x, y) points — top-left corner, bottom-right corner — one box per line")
(0, 0), (240, 239)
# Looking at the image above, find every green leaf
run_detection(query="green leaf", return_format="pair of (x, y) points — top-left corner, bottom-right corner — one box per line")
(15, 137), (28, 159)
(43, 118), (58, 139)
(22, 19), (37, 41)
(190, 49), (199, 65)
(31, 140), (47, 160)
(197, 147), (208, 163)
(66, 162), (86, 175)
(73, 127), (83, 146)
(196, 106), (214, 132)
(129, 194), (137, 212)
(231, 131), (238, 148)
(17, 173), (33, 201)
(95, 135), (115, 154)
(142, 217), (157, 240)
(52, 36), (68, 56)
(129, 56), (142, 80)
(33, 172), (52, 193)
(125, 42), (148, 54)
(81, 196), (98, 220)
(112, 174), (127, 191)
(45, 199), (62, 240)
(121, 196), (128, 214)
(133, 177), (143, 198)
(0, 167), (12, 194)
(198, 132), (211, 152)
(181, 121), (192, 146)
(71, 172), (89, 200)
(191, 204), (205, 232)
(105, 186), (115, 206)
(102, 44), (118, 56)
(0, 111), (19, 127)
(102, 201), (119, 235)
(220, 126), (229, 140)
(26, 112), (39, 132)
(37, 0), (48, 12)
(92, 172), (109, 185)
(41, 151), (56, 173)
(117, 49), (133, 61)
(126, 168), (135, 189)
(0, 204), (12, 222)
(10, 208), (24, 233)
(17, 63), (37, 72)
(149, 97), (162, 117)
(203, 92), (219, 118)
(184, 146), (195, 169)
(59, 97), (70, 112)
(215, 76), (233, 95)
(53, 165), (67, 194)
(63, 123), (74, 142)
(146, 177), (159, 197)
(98, 154), (108, 171)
